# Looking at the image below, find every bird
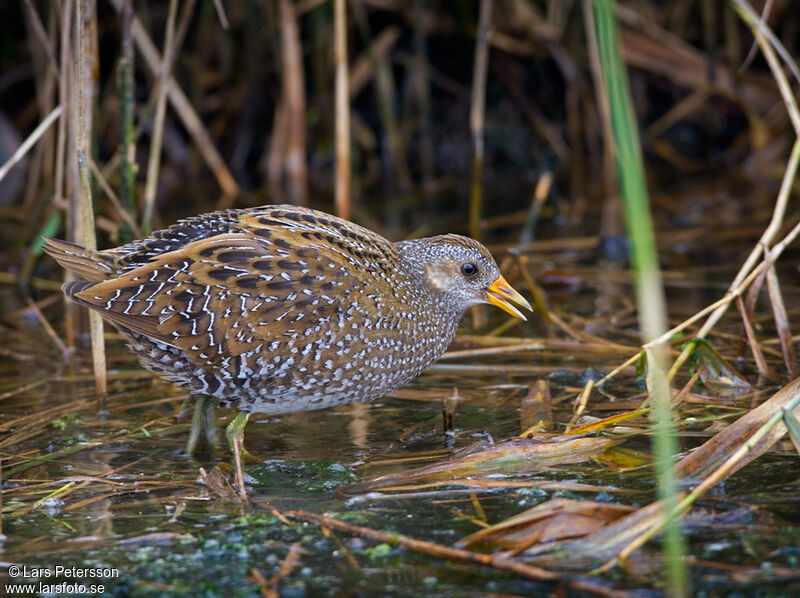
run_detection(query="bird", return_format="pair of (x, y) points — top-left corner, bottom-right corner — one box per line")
(43, 205), (532, 500)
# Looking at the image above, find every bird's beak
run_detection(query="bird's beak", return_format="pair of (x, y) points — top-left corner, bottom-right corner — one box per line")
(485, 275), (533, 321)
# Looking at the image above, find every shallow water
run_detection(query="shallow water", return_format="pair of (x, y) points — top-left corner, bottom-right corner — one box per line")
(2, 219), (800, 597)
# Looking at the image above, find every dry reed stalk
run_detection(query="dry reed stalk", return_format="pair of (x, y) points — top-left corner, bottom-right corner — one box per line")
(520, 170), (553, 243)
(642, 88), (710, 143)
(56, 0), (75, 347)
(765, 266), (795, 375)
(173, 0), (199, 57)
(429, 363), (583, 376)
(413, 0), (434, 193)
(81, 0), (98, 137)
(20, 4), (57, 224)
(735, 296), (770, 379)
(141, 0), (178, 233)
(74, 0), (107, 404)
(266, 100), (289, 194)
(565, 379), (594, 432)
(582, 0), (616, 198)
(22, 2), (58, 209)
(743, 266), (768, 337)
(739, 0), (772, 73)
(248, 568), (273, 598)
(334, 0), (351, 219)
(672, 369), (701, 407)
(22, 131), (49, 213)
(108, 0), (239, 198)
(468, 0), (492, 243)
(280, 0), (308, 205)
(22, 0), (59, 76)
(442, 339), (634, 360)
(348, 27), (400, 97)
(118, 0), (135, 240)
(352, 1), (409, 191)
(736, 2), (800, 88)
(468, 0), (492, 330)
(0, 107), (61, 185)
(25, 297), (68, 356)
(212, 0), (229, 29)
(88, 157), (141, 237)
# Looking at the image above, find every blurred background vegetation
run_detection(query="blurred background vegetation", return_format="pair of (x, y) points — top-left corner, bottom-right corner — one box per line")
(1, 0), (795, 257)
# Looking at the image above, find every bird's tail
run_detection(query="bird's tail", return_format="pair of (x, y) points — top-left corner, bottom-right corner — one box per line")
(41, 237), (117, 282)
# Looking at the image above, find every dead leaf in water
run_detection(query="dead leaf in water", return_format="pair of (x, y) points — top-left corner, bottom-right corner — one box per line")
(198, 466), (240, 502)
(456, 497), (635, 552)
(342, 434), (616, 495)
(520, 498), (678, 570)
(692, 340), (751, 395)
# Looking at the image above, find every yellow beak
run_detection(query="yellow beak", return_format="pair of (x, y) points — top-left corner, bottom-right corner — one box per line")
(485, 275), (533, 321)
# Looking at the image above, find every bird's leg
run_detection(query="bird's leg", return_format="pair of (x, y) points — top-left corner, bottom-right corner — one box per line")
(184, 395), (219, 457)
(202, 397), (219, 458)
(225, 411), (250, 502)
(185, 396), (207, 456)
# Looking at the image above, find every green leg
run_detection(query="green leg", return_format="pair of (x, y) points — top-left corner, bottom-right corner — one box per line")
(184, 396), (207, 456)
(184, 395), (219, 457)
(226, 411), (250, 502)
(202, 397), (219, 458)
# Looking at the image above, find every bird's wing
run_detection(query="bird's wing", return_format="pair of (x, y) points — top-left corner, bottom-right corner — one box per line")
(70, 229), (391, 366)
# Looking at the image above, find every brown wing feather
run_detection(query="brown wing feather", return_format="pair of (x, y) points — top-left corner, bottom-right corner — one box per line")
(72, 229), (391, 367)
(102, 205), (395, 273)
(41, 237), (117, 282)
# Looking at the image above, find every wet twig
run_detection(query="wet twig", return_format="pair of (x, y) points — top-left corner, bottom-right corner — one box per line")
(284, 508), (633, 597)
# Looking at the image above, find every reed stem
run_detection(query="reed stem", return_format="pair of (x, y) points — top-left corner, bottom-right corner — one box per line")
(74, 0), (107, 404)
(334, 0), (351, 219)
(117, 0), (135, 242)
(279, 0), (308, 205)
(142, 0), (178, 233)
(469, 0), (492, 243)
(591, 1), (686, 594)
(413, 0), (435, 196)
(57, 0), (75, 347)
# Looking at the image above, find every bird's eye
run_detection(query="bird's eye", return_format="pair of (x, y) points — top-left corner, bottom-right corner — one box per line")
(460, 262), (478, 277)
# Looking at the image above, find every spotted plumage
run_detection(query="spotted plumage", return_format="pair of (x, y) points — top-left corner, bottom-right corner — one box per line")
(43, 205), (531, 414)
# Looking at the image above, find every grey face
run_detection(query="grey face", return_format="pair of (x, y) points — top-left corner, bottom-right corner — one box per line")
(422, 245), (500, 310)
(395, 234), (501, 313)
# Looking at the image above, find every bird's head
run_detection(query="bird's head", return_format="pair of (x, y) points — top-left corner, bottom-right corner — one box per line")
(397, 234), (532, 320)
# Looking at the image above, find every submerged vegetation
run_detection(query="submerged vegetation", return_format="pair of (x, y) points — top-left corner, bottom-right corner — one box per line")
(2, 0), (800, 596)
